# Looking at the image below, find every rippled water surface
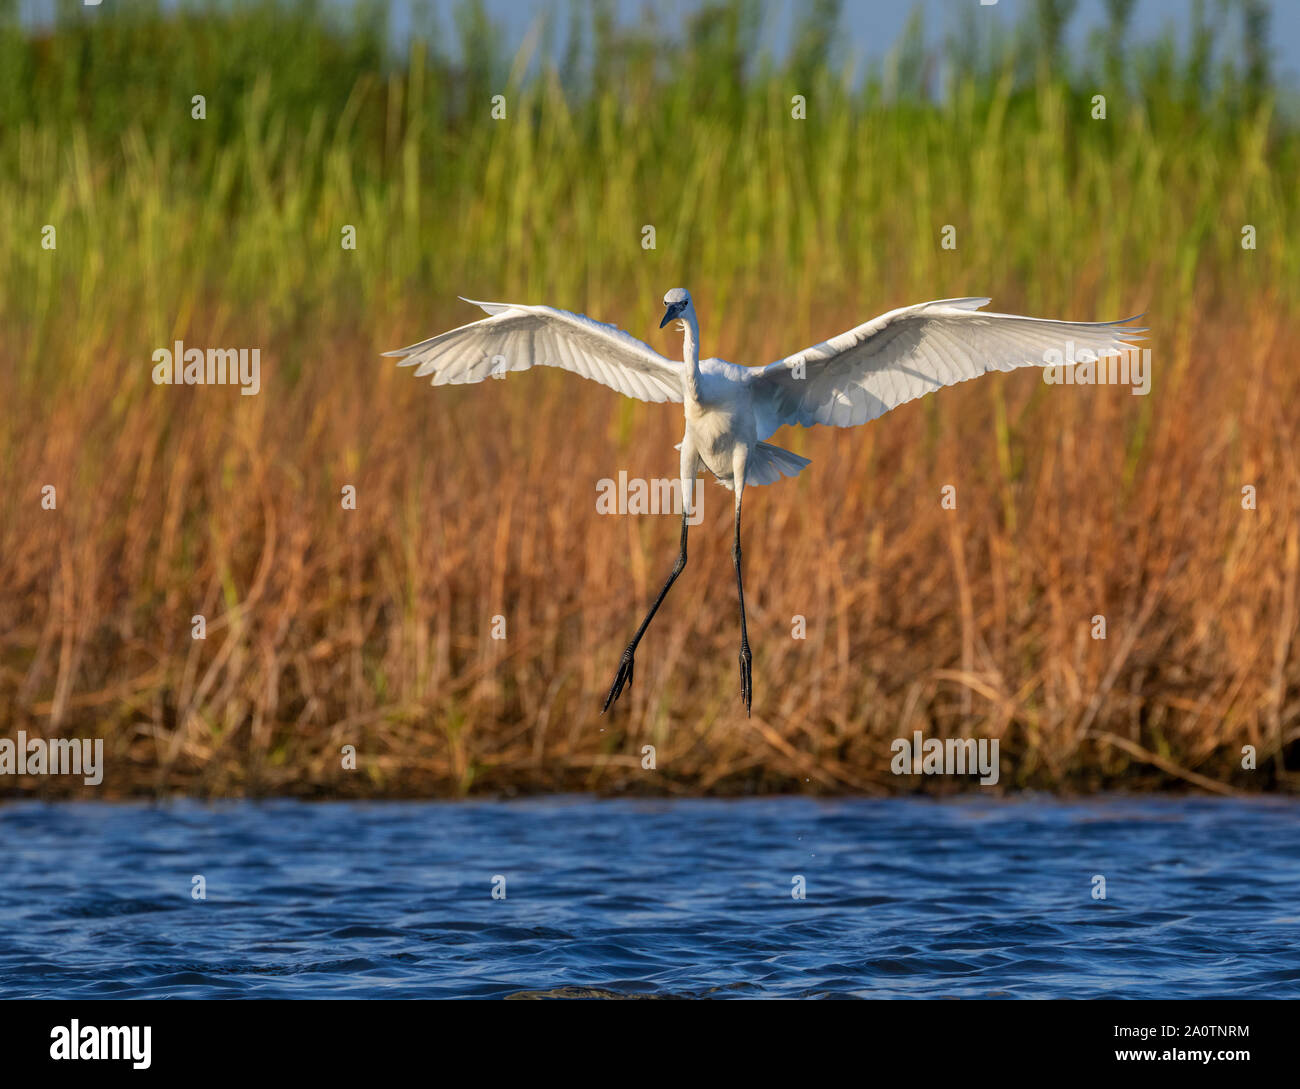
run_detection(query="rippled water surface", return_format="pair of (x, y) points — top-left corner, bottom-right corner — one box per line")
(2, 796), (1299, 998)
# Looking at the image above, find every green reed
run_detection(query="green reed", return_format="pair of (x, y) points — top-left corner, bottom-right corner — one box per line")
(2, 0), (1297, 797)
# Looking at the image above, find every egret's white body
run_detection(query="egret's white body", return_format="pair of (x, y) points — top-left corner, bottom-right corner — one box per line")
(386, 289), (1144, 714)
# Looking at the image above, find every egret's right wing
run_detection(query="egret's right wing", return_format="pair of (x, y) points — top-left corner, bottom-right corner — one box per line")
(384, 299), (684, 404)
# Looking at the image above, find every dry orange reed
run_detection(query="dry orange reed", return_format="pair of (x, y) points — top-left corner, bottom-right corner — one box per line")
(4, 287), (1298, 799)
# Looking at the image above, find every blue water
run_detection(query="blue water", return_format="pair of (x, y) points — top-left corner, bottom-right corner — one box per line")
(2, 796), (1298, 998)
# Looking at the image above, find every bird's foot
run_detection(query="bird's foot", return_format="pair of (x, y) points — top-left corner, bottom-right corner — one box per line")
(602, 647), (636, 713)
(739, 641), (752, 717)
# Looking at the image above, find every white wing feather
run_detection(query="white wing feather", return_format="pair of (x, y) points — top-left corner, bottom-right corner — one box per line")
(745, 298), (1146, 439)
(384, 299), (683, 404)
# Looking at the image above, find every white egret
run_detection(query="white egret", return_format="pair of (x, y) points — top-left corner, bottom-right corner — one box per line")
(385, 290), (1145, 715)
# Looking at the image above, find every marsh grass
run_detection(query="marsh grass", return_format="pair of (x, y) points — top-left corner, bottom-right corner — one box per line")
(1, 0), (1298, 797)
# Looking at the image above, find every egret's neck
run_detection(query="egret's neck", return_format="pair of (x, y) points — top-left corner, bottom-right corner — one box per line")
(681, 311), (701, 402)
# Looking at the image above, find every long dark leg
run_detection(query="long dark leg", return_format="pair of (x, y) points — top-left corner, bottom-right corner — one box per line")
(734, 491), (752, 715)
(602, 512), (689, 712)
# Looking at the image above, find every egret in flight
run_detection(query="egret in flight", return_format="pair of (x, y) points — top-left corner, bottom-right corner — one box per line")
(386, 291), (1144, 715)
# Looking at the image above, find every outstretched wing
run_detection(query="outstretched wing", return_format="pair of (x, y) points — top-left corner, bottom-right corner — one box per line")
(385, 298), (683, 404)
(744, 298), (1146, 439)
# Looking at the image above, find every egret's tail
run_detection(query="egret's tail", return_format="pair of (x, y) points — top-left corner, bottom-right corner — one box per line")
(673, 441), (811, 490)
(743, 442), (811, 488)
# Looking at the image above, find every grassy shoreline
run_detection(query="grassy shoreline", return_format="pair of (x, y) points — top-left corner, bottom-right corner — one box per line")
(3, 1), (1298, 799)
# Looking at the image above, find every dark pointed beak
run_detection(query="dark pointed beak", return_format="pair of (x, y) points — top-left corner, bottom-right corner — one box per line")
(660, 303), (681, 329)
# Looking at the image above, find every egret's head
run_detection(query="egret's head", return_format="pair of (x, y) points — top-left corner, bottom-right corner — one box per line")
(660, 288), (692, 328)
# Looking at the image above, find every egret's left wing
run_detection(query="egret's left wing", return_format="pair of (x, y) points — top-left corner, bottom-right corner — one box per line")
(385, 299), (683, 403)
(743, 298), (1146, 439)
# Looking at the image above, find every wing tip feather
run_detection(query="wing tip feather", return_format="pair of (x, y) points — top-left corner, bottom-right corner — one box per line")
(459, 296), (515, 316)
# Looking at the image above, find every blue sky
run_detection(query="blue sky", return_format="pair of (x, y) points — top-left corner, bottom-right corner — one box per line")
(465, 0), (1300, 85)
(19, 1), (1300, 85)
